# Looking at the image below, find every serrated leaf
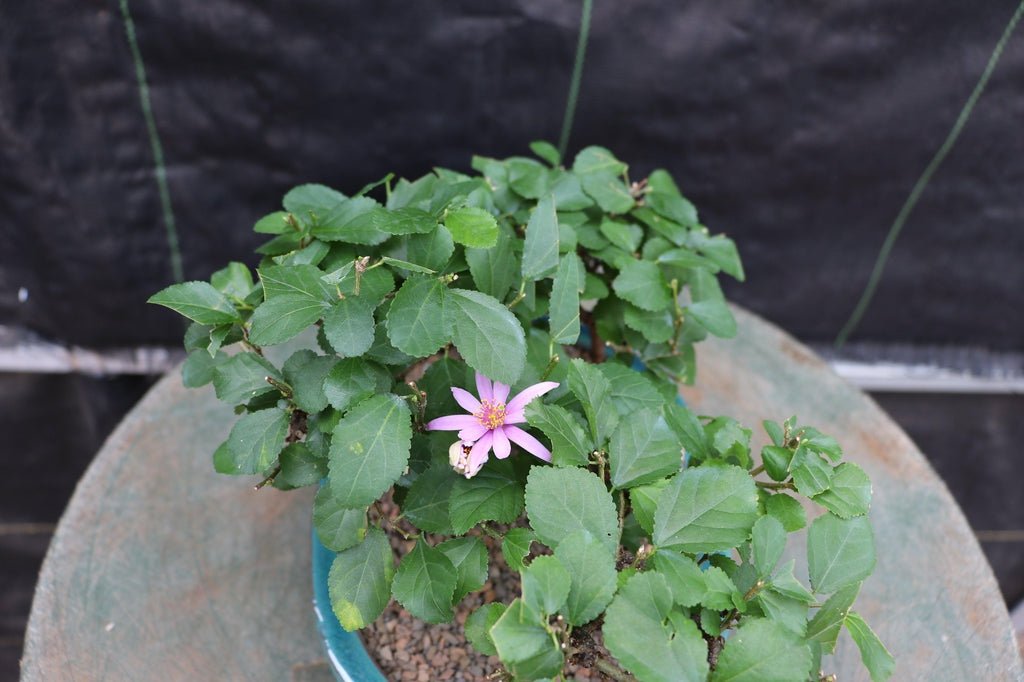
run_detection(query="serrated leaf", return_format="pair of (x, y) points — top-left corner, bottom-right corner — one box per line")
(711, 618), (812, 682)
(756, 588), (809, 636)
(322, 358), (392, 412)
(598, 363), (665, 416)
(630, 478), (668, 535)
(807, 514), (875, 594)
(406, 225), (455, 272)
(392, 540), (457, 623)
(449, 460), (525, 534)
(525, 466), (619, 555)
(613, 259), (671, 311)
(761, 445), (794, 482)
(573, 146), (627, 176)
(524, 402), (591, 467)
(419, 357), (473, 421)
(254, 210), (291, 234)
(609, 408), (682, 489)
(373, 206), (437, 235)
(812, 462), (872, 518)
(521, 194), (560, 280)
(259, 264), (332, 302)
(502, 527), (537, 572)
(379, 256), (435, 274)
(769, 560), (815, 604)
(489, 599), (564, 679)
(553, 531), (617, 626)
(702, 566), (743, 611)
(790, 446), (834, 497)
(806, 582), (861, 653)
(507, 157), (551, 199)
(182, 349), (225, 387)
(149, 281), (240, 325)
(283, 183), (346, 216)
(385, 276), (449, 357)
(313, 486), (367, 552)
(580, 173), (635, 213)
(623, 304), (675, 343)
(466, 228), (518, 303)
(764, 493), (807, 532)
(322, 297), (375, 358)
(567, 358), (619, 446)
(443, 206), (498, 248)
(282, 350), (336, 414)
(211, 262), (255, 300)
(845, 611), (895, 682)
(438, 536), (488, 603)
(249, 295), (327, 346)
(529, 140), (561, 167)
(402, 464), (457, 533)
(549, 253), (584, 343)
(445, 288), (526, 385)
(549, 172), (593, 210)
(604, 572), (709, 682)
(663, 403), (711, 461)
(647, 191), (698, 228)
(328, 394), (412, 508)
(313, 197), (389, 245)
(522, 555), (571, 615)
(688, 299), (737, 338)
(466, 603), (506, 656)
(328, 527), (394, 631)
(652, 550), (705, 607)
(653, 465), (759, 553)
(218, 408), (289, 475)
(752, 515), (787, 577)
(275, 442), (326, 489)
(212, 353), (282, 405)
(692, 232), (745, 281)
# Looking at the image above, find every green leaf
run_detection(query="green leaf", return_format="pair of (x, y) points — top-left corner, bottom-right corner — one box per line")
(437, 536), (488, 603)
(710, 618), (812, 682)
(521, 194), (560, 280)
(525, 466), (619, 555)
(806, 583), (861, 653)
(598, 363), (665, 416)
(524, 402), (592, 468)
(406, 225), (455, 272)
(254, 210), (291, 234)
(465, 603), (506, 656)
(212, 353), (282, 405)
(282, 350), (336, 414)
(567, 358), (619, 446)
(182, 349), (225, 387)
(550, 173), (593, 210)
(283, 183), (346, 216)
(702, 566), (743, 611)
(706, 417), (753, 467)
(502, 527), (537, 573)
(609, 408), (683, 489)
(647, 191), (698, 228)
(379, 256), (435, 274)
(444, 206), (498, 248)
(314, 197), (389, 245)
(790, 446), (834, 497)
(599, 220), (643, 252)
(761, 445), (794, 482)
(756, 589), (809, 637)
(489, 599), (564, 680)
(522, 555), (571, 615)
(652, 465), (759, 553)
(249, 295), (327, 346)
(764, 493), (807, 532)
(385, 276), (450, 357)
(687, 299), (737, 338)
(580, 173), (634, 214)
(613, 259), (671, 311)
(402, 464), (457, 533)
(529, 140), (561, 167)
(466, 229), (518, 302)
(211, 262), (255, 300)
(573, 146), (627, 176)
(604, 572), (709, 682)
(149, 281), (239, 325)
(553, 531), (617, 625)
(652, 550), (705, 607)
(507, 157), (551, 199)
(663, 403), (711, 461)
(445, 288), (526, 385)
(752, 515), (786, 577)
(328, 395), (412, 508)
(769, 560), (815, 604)
(630, 478), (668, 535)
(812, 462), (872, 519)
(218, 408), (289, 475)
(419, 357), (472, 421)
(449, 460), (525, 534)
(313, 486), (368, 552)
(373, 206), (437, 235)
(275, 442), (326, 489)
(807, 514), (875, 594)
(623, 304), (675, 343)
(328, 527), (394, 631)
(259, 264), (332, 302)
(391, 540), (457, 623)
(322, 297), (375, 358)
(322, 358), (392, 412)
(845, 611), (895, 682)
(692, 232), (745, 281)
(548, 253), (584, 344)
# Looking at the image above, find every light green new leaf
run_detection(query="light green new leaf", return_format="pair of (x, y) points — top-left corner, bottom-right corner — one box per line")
(806, 582), (861, 652)
(149, 281), (239, 325)
(449, 461), (525, 534)
(465, 603), (506, 657)
(553, 531), (617, 626)
(249, 295), (327, 346)
(438, 536), (488, 603)
(253, 210), (291, 234)
(521, 555), (571, 615)
(630, 478), (668, 534)
(445, 288), (526, 385)
(392, 540), (457, 624)
(613, 259), (672, 311)
(521, 194), (560, 280)
(790, 446), (834, 497)
(328, 527), (394, 631)
(489, 599), (564, 680)
(764, 493), (807, 532)
(529, 140), (561, 167)
(845, 611), (895, 682)
(812, 462), (872, 519)
(525, 466), (619, 555)
(313, 486), (367, 552)
(663, 403), (711, 461)
(711, 618), (812, 682)
(444, 206), (499, 248)
(385, 276), (449, 357)
(549, 253), (585, 344)
(652, 465), (759, 553)
(807, 514), (875, 594)
(752, 515), (787, 578)
(609, 408), (683, 489)
(283, 183), (346, 216)
(328, 395), (412, 508)
(322, 297), (375, 358)
(580, 173), (634, 213)
(218, 408), (288, 475)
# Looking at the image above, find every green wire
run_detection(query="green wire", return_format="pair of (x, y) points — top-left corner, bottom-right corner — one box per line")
(558, 0), (594, 160)
(836, 0), (1024, 347)
(119, 0), (184, 283)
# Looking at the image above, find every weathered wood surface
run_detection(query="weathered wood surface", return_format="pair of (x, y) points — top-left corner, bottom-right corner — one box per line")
(22, 307), (1023, 681)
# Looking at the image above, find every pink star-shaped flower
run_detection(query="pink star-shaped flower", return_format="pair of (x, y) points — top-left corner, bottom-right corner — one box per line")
(425, 372), (559, 478)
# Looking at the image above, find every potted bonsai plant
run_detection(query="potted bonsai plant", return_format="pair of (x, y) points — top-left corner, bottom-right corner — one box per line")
(150, 143), (893, 681)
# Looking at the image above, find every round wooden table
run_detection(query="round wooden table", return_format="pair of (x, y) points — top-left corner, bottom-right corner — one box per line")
(21, 308), (1023, 681)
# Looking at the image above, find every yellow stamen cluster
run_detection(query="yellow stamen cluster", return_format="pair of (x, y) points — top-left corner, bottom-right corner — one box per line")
(475, 399), (506, 429)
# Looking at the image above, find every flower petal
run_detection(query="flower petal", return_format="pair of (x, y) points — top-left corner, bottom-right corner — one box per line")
(504, 425), (552, 462)
(426, 414), (479, 431)
(503, 410), (526, 424)
(458, 424), (489, 442)
(476, 373), (493, 401)
(467, 431), (494, 477)
(505, 381), (559, 415)
(492, 381), (511, 404)
(492, 427), (511, 459)
(451, 387), (481, 413)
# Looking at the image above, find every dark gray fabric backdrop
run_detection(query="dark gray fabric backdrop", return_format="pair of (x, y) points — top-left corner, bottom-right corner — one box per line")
(1, 0), (1022, 349)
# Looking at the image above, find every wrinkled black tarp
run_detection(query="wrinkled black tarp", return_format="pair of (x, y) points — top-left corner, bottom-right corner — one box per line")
(1, 0), (1022, 349)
